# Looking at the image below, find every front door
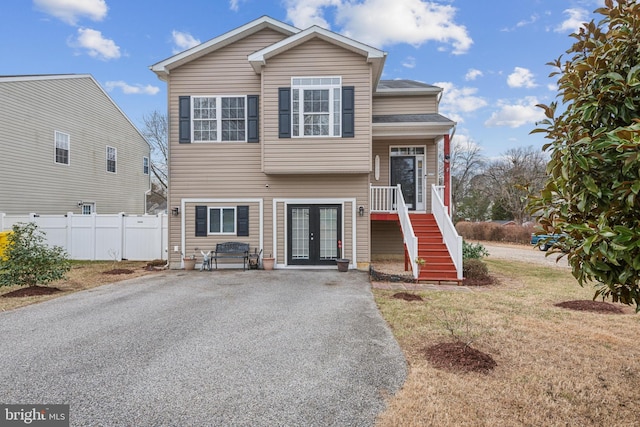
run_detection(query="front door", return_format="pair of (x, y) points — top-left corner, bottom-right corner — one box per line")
(390, 147), (426, 211)
(287, 204), (342, 265)
(391, 156), (416, 209)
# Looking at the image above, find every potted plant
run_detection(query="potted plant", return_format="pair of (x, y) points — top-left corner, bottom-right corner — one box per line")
(262, 254), (275, 270)
(183, 249), (197, 270)
(336, 258), (350, 272)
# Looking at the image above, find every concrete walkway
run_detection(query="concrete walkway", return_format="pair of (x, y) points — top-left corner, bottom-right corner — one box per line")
(0, 269), (406, 426)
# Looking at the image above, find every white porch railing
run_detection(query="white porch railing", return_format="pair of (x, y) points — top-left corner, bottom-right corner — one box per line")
(431, 185), (463, 280)
(370, 184), (400, 212)
(370, 184), (419, 278)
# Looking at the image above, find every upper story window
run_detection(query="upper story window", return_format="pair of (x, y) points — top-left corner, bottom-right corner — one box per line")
(192, 96), (246, 142)
(106, 146), (117, 173)
(292, 77), (341, 137)
(55, 131), (70, 165)
(143, 156), (149, 175)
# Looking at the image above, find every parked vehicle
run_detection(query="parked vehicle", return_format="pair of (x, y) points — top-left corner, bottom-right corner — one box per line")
(530, 233), (563, 251)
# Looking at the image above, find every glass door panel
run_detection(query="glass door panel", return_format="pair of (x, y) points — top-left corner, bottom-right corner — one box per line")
(291, 207), (309, 260)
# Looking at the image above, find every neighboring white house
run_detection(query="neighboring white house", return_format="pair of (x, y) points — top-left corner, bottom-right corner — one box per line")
(0, 74), (151, 215)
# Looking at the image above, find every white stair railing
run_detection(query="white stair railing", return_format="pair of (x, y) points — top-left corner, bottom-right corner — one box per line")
(431, 185), (463, 280)
(395, 185), (419, 279)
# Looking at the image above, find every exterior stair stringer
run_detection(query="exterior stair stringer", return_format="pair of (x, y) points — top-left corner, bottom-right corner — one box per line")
(410, 213), (461, 283)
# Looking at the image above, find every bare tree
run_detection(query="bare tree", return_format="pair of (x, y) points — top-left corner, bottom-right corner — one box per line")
(450, 137), (486, 221)
(141, 111), (168, 207)
(484, 146), (547, 224)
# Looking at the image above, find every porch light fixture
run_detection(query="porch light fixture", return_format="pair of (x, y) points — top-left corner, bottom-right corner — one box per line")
(77, 201), (83, 207)
(171, 207), (180, 216)
(359, 206), (365, 217)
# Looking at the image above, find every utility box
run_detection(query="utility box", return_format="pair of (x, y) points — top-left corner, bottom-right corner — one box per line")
(0, 231), (11, 260)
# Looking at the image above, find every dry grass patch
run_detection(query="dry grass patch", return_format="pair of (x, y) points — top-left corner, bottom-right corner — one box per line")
(375, 258), (640, 427)
(0, 260), (157, 311)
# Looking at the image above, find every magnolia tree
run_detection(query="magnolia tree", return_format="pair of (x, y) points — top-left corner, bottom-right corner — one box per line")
(529, 0), (640, 310)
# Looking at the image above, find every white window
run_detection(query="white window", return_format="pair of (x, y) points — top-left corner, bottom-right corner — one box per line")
(292, 77), (341, 137)
(82, 203), (94, 215)
(106, 146), (116, 173)
(193, 96), (246, 142)
(55, 131), (70, 165)
(209, 207), (236, 234)
(143, 156), (149, 175)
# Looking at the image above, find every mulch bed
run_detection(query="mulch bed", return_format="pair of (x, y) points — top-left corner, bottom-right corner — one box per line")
(555, 300), (625, 314)
(102, 269), (135, 275)
(370, 266), (415, 283)
(424, 341), (497, 373)
(392, 292), (424, 302)
(1, 285), (63, 298)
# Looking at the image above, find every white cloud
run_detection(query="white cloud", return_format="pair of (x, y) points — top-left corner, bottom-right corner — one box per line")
(501, 14), (539, 32)
(72, 28), (120, 60)
(507, 67), (537, 88)
(172, 30), (200, 54)
(433, 81), (488, 123)
(484, 97), (545, 128)
(402, 56), (416, 69)
(105, 81), (160, 95)
(555, 8), (589, 33)
(547, 83), (558, 91)
(34, 0), (107, 25)
(229, 0), (247, 11)
(465, 68), (483, 81)
(285, 0), (472, 53)
(285, 0), (341, 29)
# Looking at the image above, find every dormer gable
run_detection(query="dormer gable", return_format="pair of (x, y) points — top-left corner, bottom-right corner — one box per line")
(150, 16), (300, 81)
(248, 25), (387, 88)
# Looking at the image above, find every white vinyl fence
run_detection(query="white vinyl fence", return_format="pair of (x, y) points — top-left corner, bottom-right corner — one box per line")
(1, 212), (168, 261)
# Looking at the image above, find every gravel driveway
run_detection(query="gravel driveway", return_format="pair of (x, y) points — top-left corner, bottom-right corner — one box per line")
(0, 270), (406, 426)
(481, 241), (571, 269)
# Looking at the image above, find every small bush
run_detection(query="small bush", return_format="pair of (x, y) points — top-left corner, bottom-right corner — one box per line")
(0, 222), (71, 287)
(463, 241), (488, 260)
(463, 258), (493, 286)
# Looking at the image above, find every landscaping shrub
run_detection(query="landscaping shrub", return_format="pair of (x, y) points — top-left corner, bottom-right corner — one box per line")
(463, 258), (493, 286)
(456, 221), (535, 244)
(0, 222), (71, 287)
(463, 241), (489, 260)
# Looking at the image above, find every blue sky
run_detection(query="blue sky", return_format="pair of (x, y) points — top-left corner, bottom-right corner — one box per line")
(1, 0), (605, 158)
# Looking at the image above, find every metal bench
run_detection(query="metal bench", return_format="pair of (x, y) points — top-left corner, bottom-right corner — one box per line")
(212, 242), (250, 270)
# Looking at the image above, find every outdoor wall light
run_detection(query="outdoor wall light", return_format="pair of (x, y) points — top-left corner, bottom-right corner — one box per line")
(359, 206), (365, 217)
(77, 201), (83, 207)
(171, 207), (180, 216)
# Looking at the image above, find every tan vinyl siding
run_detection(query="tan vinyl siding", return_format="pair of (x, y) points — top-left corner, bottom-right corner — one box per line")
(168, 30), (371, 268)
(371, 221), (404, 256)
(261, 38), (372, 174)
(0, 76), (150, 215)
(372, 94), (438, 115)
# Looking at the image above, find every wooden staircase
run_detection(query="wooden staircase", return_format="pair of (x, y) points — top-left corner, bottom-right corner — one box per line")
(410, 214), (460, 283)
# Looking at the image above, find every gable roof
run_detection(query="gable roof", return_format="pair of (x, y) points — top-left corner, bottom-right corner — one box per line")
(248, 25), (387, 88)
(150, 16), (300, 81)
(0, 74), (149, 148)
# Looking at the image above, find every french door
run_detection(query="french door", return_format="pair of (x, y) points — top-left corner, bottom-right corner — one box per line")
(287, 204), (342, 265)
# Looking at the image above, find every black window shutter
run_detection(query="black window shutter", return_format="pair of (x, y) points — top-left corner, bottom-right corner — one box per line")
(179, 96), (191, 143)
(247, 95), (259, 143)
(342, 86), (355, 138)
(195, 205), (207, 236)
(278, 88), (291, 138)
(237, 206), (249, 237)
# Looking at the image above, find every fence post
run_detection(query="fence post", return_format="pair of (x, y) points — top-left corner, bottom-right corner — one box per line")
(118, 213), (125, 261)
(66, 212), (74, 258)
